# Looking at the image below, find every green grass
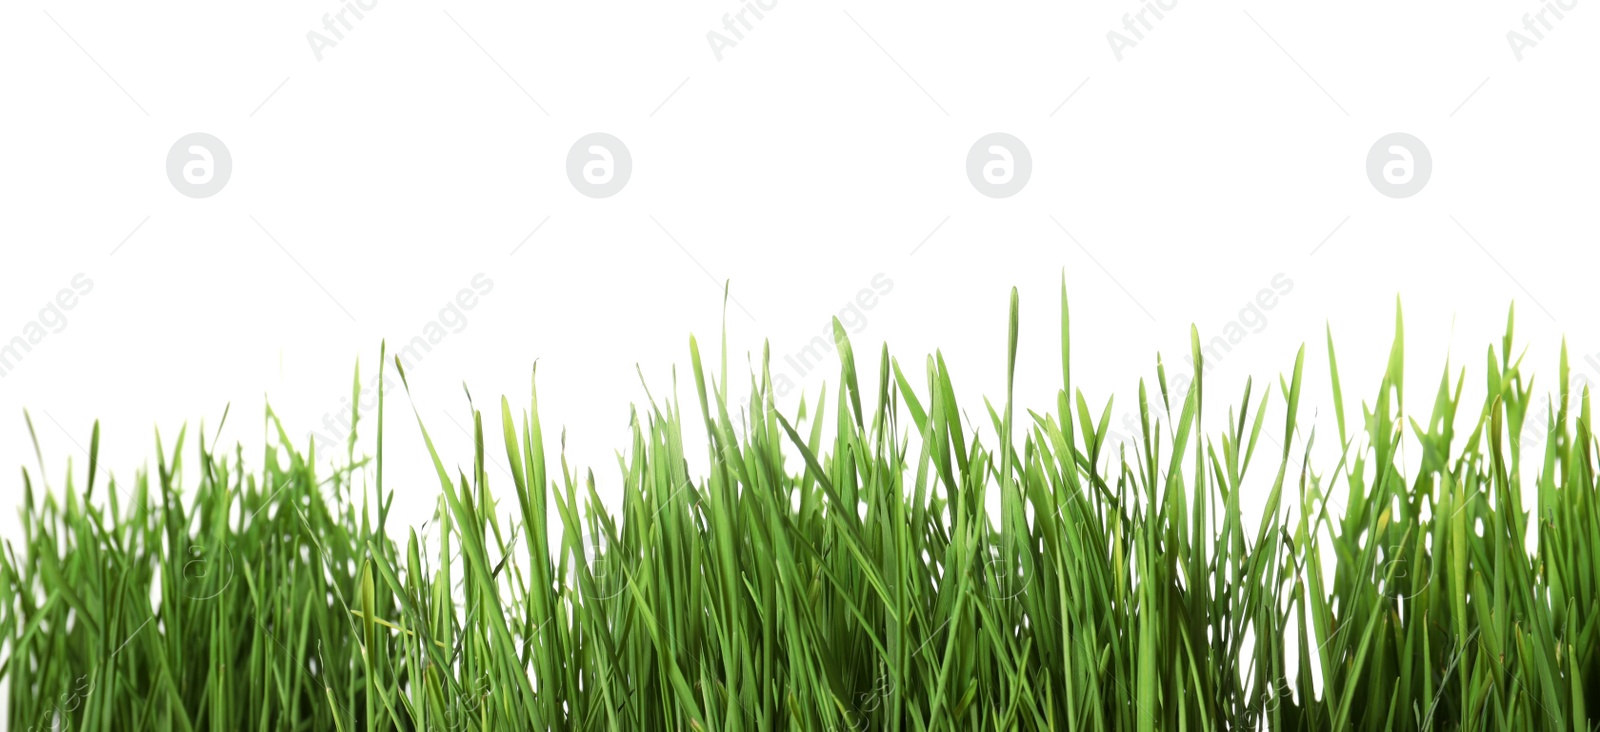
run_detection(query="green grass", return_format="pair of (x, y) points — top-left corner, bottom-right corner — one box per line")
(3, 281), (1598, 730)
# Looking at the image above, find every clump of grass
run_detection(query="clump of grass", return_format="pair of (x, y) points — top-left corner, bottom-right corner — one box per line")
(2, 282), (1597, 731)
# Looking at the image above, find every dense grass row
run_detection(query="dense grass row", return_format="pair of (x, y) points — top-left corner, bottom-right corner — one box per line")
(2, 283), (1598, 730)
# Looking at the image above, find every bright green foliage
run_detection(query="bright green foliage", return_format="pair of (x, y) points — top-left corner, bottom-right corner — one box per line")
(3, 284), (1598, 730)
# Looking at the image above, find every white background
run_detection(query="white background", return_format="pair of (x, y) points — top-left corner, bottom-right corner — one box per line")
(1, 1), (1596, 544)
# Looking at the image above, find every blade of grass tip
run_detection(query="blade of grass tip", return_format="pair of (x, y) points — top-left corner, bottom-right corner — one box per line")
(876, 340), (892, 443)
(1503, 301), (1515, 376)
(211, 401), (229, 450)
(1003, 287), (1019, 462)
(934, 352), (968, 480)
(1189, 325), (1204, 422)
(1327, 323), (1348, 450)
(377, 341), (385, 520)
(348, 357), (362, 467)
(86, 420), (100, 504)
(833, 318), (865, 431)
(1389, 295), (1405, 410)
(892, 359), (928, 435)
(23, 409), (46, 485)
(1061, 269), (1071, 400)
(722, 280), (730, 409)
(1148, 352), (1168, 423)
